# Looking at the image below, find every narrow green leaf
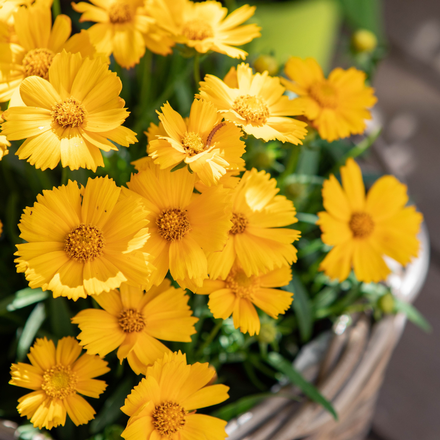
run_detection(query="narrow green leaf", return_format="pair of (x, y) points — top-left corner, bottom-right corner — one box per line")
(6, 288), (48, 312)
(210, 393), (272, 421)
(284, 273), (312, 342)
(296, 213), (319, 225)
(266, 352), (338, 420)
(395, 299), (432, 332)
(17, 303), (46, 361)
(170, 161), (187, 172)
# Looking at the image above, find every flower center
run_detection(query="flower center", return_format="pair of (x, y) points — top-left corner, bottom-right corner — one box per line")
(22, 48), (55, 80)
(41, 365), (77, 399)
(233, 95), (270, 126)
(182, 19), (214, 40)
(52, 97), (87, 128)
(118, 309), (145, 332)
(152, 402), (186, 436)
(349, 212), (374, 238)
(229, 212), (248, 235)
(64, 224), (105, 262)
(182, 131), (205, 157)
(108, 0), (134, 24)
(309, 81), (338, 108)
(225, 267), (256, 300)
(156, 209), (191, 241)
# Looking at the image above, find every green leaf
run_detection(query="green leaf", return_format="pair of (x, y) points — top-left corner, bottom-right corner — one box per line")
(266, 352), (338, 420)
(170, 161), (187, 172)
(90, 377), (135, 434)
(395, 298), (432, 333)
(284, 273), (313, 342)
(17, 303), (46, 361)
(210, 393), (271, 421)
(48, 297), (75, 337)
(6, 288), (48, 312)
(296, 213), (319, 225)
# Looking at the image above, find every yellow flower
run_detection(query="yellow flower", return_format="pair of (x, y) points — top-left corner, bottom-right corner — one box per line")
(72, 0), (173, 69)
(0, 4), (98, 102)
(15, 176), (153, 300)
(0, 117), (10, 158)
(121, 351), (229, 440)
(10, 336), (109, 429)
(196, 265), (292, 336)
(72, 280), (198, 375)
(208, 168), (300, 280)
(149, 99), (246, 186)
(1, 51), (137, 171)
(128, 164), (232, 287)
(198, 63), (307, 143)
(150, 0), (260, 59)
(317, 158), (423, 283)
(282, 57), (377, 142)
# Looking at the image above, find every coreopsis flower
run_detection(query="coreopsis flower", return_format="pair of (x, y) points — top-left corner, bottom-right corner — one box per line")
(208, 168), (300, 280)
(72, 0), (174, 69)
(121, 351), (229, 440)
(15, 177), (153, 300)
(281, 57), (377, 142)
(318, 158), (423, 283)
(10, 337), (109, 429)
(0, 4), (98, 102)
(72, 280), (198, 374)
(127, 164), (232, 287)
(148, 99), (246, 186)
(198, 63), (307, 143)
(0, 117), (10, 158)
(0, 0), (52, 26)
(149, 0), (260, 59)
(196, 265), (292, 336)
(1, 51), (137, 171)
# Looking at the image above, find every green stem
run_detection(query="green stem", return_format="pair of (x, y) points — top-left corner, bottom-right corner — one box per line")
(224, 0), (237, 11)
(279, 144), (301, 184)
(138, 50), (152, 118)
(193, 53), (201, 89)
(61, 167), (68, 185)
(52, 0), (61, 17)
(195, 320), (222, 360)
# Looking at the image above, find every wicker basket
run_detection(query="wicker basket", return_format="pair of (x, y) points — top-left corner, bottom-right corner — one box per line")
(225, 225), (430, 440)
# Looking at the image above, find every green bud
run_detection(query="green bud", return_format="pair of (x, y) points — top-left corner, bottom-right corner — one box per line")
(258, 321), (278, 344)
(254, 55), (279, 76)
(352, 29), (378, 53)
(378, 292), (395, 314)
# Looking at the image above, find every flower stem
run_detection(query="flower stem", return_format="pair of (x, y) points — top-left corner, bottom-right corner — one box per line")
(61, 167), (68, 185)
(279, 144), (301, 185)
(194, 53), (201, 89)
(52, 0), (61, 17)
(195, 319), (223, 360)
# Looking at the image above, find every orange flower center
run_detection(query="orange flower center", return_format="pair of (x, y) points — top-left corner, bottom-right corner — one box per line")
(22, 48), (55, 79)
(349, 212), (374, 238)
(182, 19), (214, 40)
(229, 212), (248, 235)
(225, 267), (256, 300)
(233, 95), (269, 126)
(108, 0), (134, 24)
(52, 97), (87, 128)
(64, 224), (105, 262)
(41, 365), (77, 399)
(152, 402), (186, 436)
(118, 309), (145, 332)
(182, 131), (205, 156)
(156, 208), (191, 241)
(309, 81), (338, 108)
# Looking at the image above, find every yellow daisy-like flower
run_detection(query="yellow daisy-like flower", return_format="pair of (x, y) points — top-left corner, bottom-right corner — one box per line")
(0, 4), (98, 102)
(0, 117), (10, 159)
(196, 265), (292, 336)
(149, 99), (246, 186)
(317, 158), (423, 283)
(281, 57), (377, 142)
(128, 164), (232, 287)
(208, 168), (300, 280)
(150, 0), (260, 59)
(1, 50), (137, 171)
(72, 280), (198, 375)
(15, 176), (153, 300)
(10, 336), (109, 430)
(198, 63), (307, 143)
(72, 0), (173, 69)
(121, 351), (229, 440)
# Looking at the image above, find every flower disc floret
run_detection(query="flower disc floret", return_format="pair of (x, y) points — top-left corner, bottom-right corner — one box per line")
(349, 212), (374, 238)
(156, 208), (191, 241)
(182, 19), (214, 40)
(182, 131), (205, 156)
(64, 224), (105, 262)
(51, 97), (87, 128)
(108, 1), (134, 24)
(225, 267), (255, 299)
(233, 94), (269, 126)
(309, 81), (338, 108)
(118, 309), (145, 333)
(41, 365), (77, 399)
(22, 48), (55, 80)
(229, 212), (248, 235)
(152, 402), (186, 436)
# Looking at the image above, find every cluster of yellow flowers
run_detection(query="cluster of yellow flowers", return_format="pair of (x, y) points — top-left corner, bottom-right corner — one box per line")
(0, 0), (423, 438)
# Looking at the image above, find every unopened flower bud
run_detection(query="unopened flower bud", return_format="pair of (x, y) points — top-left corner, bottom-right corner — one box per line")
(378, 292), (395, 314)
(254, 55), (279, 76)
(352, 29), (377, 53)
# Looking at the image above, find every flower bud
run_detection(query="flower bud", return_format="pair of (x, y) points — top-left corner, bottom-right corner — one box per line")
(254, 55), (279, 76)
(352, 29), (378, 53)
